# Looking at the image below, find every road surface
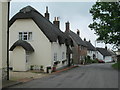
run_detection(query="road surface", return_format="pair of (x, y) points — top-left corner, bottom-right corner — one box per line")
(9, 63), (118, 88)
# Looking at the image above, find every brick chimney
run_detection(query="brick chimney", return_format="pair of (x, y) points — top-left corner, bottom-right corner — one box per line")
(65, 21), (70, 32)
(77, 29), (80, 36)
(45, 6), (49, 20)
(53, 17), (60, 29)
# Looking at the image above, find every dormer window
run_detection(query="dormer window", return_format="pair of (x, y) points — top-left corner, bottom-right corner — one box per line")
(19, 32), (32, 41)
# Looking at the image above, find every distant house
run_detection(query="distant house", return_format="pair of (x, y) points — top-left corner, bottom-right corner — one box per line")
(65, 23), (87, 64)
(108, 49), (117, 62)
(84, 39), (96, 60)
(115, 49), (120, 62)
(9, 6), (72, 72)
(96, 47), (113, 62)
(115, 49), (120, 56)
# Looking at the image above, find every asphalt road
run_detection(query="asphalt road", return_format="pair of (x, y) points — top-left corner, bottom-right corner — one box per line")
(9, 63), (118, 88)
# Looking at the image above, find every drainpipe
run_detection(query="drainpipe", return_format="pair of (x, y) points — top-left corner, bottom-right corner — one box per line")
(7, 1), (10, 80)
(67, 46), (71, 67)
(78, 45), (80, 64)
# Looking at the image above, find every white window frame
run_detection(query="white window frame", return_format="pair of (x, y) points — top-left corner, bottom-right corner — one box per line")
(54, 53), (57, 61)
(18, 32), (33, 41)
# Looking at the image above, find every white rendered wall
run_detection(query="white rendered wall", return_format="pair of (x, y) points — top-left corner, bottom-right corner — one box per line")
(0, 2), (8, 81)
(87, 50), (96, 60)
(12, 46), (26, 71)
(104, 56), (112, 62)
(10, 19), (52, 72)
(51, 42), (67, 69)
(96, 51), (103, 60)
(96, 51), (112, 62)
(0, 2), (8, 70)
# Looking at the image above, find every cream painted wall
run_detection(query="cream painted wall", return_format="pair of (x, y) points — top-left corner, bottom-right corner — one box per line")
(51, 41), (67, 69)
(12, 46), (26, 71)
(96, 51), (103, 60)
(87, 50), (96, 60)
(10, 19), (52, 72)
(10, 19), (68, 72)
(104, 56), (112, 62)
(0, 2), (8, 69)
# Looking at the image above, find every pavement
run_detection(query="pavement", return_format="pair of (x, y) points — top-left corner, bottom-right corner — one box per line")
(2, 65), (78, 88)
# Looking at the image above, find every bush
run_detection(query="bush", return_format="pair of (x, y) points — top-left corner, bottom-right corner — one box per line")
(112, 61), (120, 70)
(92, 59), (99, 63)
(85, 56), (93, 64)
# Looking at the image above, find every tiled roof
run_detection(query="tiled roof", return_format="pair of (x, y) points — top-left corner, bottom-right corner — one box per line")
(96, 48), (111, 56)
(84, 41), (96, 51)
(65, 30), (87, 47)
(107, 50), (116, 55)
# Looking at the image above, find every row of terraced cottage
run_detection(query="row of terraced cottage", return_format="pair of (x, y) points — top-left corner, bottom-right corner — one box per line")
(9, 6), (116, 73)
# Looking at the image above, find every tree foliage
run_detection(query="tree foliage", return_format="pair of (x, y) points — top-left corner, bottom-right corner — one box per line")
(89, 2), (120, 46)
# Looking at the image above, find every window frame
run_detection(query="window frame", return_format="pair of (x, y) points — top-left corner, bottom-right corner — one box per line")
(54, 53), (57, 61)
(18, 32), (33, 41)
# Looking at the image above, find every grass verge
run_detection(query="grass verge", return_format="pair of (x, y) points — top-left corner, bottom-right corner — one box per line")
(112, 61), (120, 70)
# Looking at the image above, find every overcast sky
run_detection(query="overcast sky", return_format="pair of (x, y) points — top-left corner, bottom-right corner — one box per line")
(10, 1), (114, 50)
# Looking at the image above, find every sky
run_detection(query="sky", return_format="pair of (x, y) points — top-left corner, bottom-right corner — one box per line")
(10, 1), (114, 50)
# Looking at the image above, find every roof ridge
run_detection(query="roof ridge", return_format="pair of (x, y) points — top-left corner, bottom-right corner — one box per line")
(20, 5), (37, 13)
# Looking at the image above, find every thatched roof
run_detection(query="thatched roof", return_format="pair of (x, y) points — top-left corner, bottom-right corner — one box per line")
(9, 6), (71, 45)
(10, 40), (34, 52)
(84, 41), (96, 51)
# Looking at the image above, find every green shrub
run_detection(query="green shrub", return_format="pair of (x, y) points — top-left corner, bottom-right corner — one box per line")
(92, 59), (99, 63)
(85, 56), (99, 64)
(112, 61), (120, 70)
(85, 56), (93, 64)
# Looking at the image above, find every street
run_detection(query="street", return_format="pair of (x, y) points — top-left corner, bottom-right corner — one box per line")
(9, 63), (118, 88)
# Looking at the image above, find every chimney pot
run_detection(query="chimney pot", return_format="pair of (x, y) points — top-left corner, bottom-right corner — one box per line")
(54, 17), (56, 21)
(89, 40), (91, 42)
(53, 17), (60, 29)
(77, 29), (80, 36)
(84, 38), (86, 41)
(57, 17), (59, 21)
(45, 6), (49, 20)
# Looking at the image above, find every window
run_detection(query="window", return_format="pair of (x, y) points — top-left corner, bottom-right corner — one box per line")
(19, 32), (22, 40)
(28, 32), (32, 40)
(19, 32), (32, 41)
(62, 52), (65, 59)
(54, 53), (57, 61)
(23, 32), (27, 40)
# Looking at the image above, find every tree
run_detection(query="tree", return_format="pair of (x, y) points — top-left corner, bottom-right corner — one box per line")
(89, 2), (120, 47)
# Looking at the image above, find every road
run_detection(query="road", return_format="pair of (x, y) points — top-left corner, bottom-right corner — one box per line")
(9, 63), (118, 88)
